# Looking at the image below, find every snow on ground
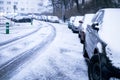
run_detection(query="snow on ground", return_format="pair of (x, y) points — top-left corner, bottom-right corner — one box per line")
(0, 20), (53, 66)
(0, 20), (40, 43)
(10, 23), (88, 80)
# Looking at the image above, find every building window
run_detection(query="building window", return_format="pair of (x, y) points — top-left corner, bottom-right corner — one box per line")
(21, 8), (25, 11)
(38, 3), (43, 6)
(38, 8), (41, 11)
(0, 1), (4, 4)
(0, 7), (4, 11)
(14, 2), (18, 5)
(7, 7), (9, 10)
(7, 1), (11, 5)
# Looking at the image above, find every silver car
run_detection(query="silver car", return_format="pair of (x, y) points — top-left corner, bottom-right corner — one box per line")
(71, 16), (83, 33)
(78, 14), (94, 44)
(84, 8), (120, 80)
(68, 16), (75, 29)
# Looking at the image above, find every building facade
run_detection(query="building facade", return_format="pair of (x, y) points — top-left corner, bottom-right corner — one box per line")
(0, 0), (53, 14)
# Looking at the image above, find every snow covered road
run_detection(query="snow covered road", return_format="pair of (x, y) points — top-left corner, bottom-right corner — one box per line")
(0, 21), (56, 80)
(9, 22), (88, 80)
(0, 21), (88, 80)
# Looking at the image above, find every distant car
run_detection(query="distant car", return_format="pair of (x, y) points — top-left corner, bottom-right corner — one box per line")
(47, 16), (59, 23)
(83, 8), (120, 80)
(71, 16), (83, 33)
(11, 14), (32, 23)
(40, 15), (48, 21)
(35, 15), (43, 21)
(78, 14), (94, 44)
(29, 14), (40, 20)
(68, 16), (75, 29)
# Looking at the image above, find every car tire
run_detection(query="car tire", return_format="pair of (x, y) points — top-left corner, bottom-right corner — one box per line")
(78, 33), (84, 44)
(81, 39), (84, 44)
(78, 33), (83, 43)
(78, 33), (81, 38)
(79, 32), (85, 44)
(83, 44), (89, 58)
(88, 54), (111, 80)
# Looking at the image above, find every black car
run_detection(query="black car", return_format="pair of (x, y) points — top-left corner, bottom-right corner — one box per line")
(11, 15), (32, 23)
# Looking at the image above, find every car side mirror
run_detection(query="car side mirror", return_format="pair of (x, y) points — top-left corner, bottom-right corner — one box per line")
(92, 22), (99, 31)
(79, 20), (83, 24)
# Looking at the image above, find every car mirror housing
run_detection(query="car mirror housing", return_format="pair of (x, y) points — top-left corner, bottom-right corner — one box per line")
(92, 22), (99, 31)
(79, 20), (83, 24)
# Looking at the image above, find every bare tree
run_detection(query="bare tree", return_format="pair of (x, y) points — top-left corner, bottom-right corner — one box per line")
(74, 0), (79, 10)
(50, 0), (71, 20)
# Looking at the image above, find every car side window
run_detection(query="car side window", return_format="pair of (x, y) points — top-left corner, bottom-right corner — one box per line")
(91, 12), (100, 22)
(96, 11), (104, 24)
(92, 10), (104, 27)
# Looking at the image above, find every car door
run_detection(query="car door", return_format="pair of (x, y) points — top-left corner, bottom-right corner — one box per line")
(85, 10), (104, 58)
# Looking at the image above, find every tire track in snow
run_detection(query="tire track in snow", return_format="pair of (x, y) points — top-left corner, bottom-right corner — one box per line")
(0, 24), (56, 80)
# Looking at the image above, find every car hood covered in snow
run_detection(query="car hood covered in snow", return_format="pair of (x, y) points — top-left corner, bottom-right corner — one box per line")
(99, 23), (120, 68)
(98, 9), (120, 68)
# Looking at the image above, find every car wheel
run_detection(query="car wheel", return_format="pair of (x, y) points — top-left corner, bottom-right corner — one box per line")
(80, 32), (85, 44)
(78, 33), (81, 38)
(83, 44), (89, 58)
(78, 33), (83, 43)
(88, 54), (110, 80)
(80, 36), (84, 44)
(80, 39), (84, 44)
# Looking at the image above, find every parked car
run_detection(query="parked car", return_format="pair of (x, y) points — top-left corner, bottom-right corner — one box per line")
(83, 8), (120, 80)
(68, 16), (75, 29)
(78, 14), (94, 44)
(11, 14), (33, 23)
(47, 16), (59, 23)
(41, 15), (48, 21)
(71, 16), (83, 33)
(35, 15), (43, 21)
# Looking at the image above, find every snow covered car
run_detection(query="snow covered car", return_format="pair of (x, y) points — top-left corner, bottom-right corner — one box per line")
(78, 14), (94, 44)
(47, 16), (59, 23)
(40, 15), (48, 21)
(11, 15), (33, 23)
(83, 8), (120, 80)
(71, 16), (83, 33)
(68, 16), (75, 29)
